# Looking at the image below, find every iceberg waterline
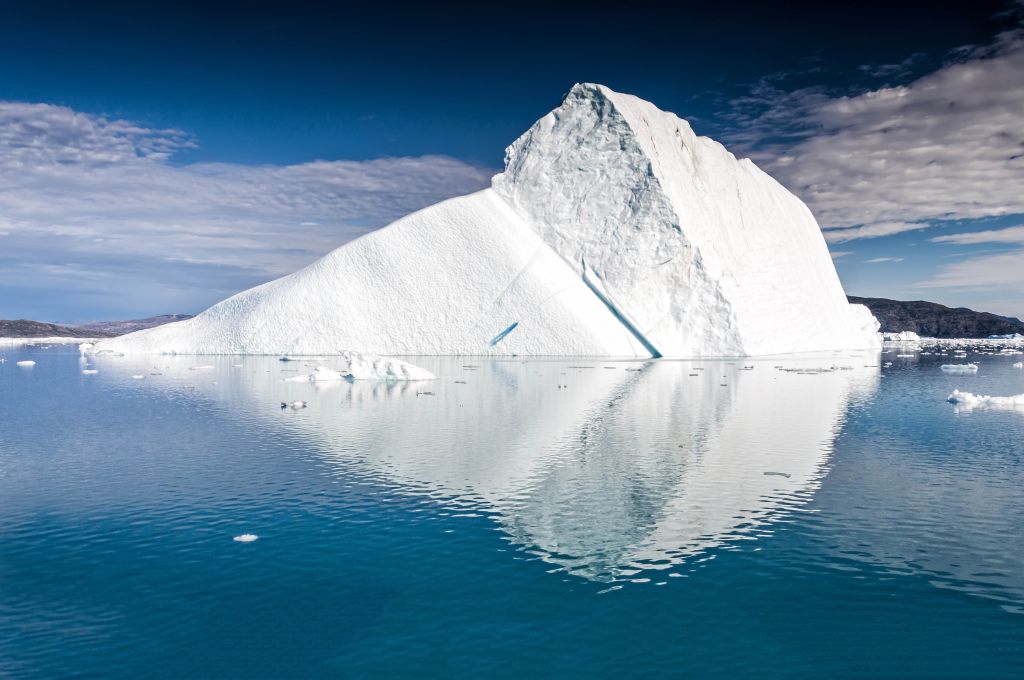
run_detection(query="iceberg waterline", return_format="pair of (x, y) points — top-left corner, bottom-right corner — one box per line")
(96, 83), (880, 358)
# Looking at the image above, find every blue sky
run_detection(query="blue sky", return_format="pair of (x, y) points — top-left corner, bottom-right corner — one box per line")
(1, 0), (1022, 322)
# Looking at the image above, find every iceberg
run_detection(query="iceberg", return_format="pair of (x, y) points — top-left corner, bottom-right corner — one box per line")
(96, 84), (879, 357)
(940, 364), (979, 373)
(948, 390), (1024, 411)
(285, 354), (435, 382)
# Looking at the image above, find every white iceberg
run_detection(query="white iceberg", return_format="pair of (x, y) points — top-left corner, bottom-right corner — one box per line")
(285, 354), (435, 382)
(940, 364), (979, 373)
(95, 84), (879, 358)
(16, 360), (35, 367)
(948, 389), (1024, 410)
(882, 331), (921, 343)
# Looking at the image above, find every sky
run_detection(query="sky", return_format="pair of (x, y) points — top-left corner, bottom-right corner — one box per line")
(1, 0), (1022, 322)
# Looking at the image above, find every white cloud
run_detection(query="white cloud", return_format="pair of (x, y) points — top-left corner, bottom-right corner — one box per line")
(722, 25), (1024, 239)
(0, 101), (493, 317)
(864, 257), (905, 264)
(823, 221), (927, 243)
(918, 250), (1024, 290)
(829, 250), (852, 259)
(931, 224), (1024, 244)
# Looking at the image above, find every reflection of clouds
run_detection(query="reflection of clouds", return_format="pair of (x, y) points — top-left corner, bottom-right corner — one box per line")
(101, 353), (879, 582)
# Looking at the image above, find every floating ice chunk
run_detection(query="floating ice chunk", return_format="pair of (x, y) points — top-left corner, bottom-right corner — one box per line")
(1014, 362), (1023, 369)
(343, 353), (435, 381)
(309, 366), (346, 382)
(82, 369), (99, 375)
(281, 401), (307, 409)
(233, 534), (259, 542)
(947, 390), (1024, 410)
(78, 342), (94, 353)
(882, 330), (921, 343)
(283, 354), (435, 382)
(940, 364), (978, 373)
(131, 374), (146, 379)
(16, 360), (35, 367)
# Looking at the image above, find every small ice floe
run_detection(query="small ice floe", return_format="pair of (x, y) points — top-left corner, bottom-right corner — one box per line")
(78, 342), (94, 354)
(947, 389), (1024, 410)
(16, 360), (35, 367)
(233, 534), (259, 543)
(281, 400), (307, 409)
(82, 369), (99, 375)
(132, 374), (146, 380)
(1014, 362), (1023, 369)
(940, 364), (978, 373)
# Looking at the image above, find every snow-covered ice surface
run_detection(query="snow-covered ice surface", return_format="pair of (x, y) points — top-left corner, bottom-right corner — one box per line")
(97, 84), (879, 357)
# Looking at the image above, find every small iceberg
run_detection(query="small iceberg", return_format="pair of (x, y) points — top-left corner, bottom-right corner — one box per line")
(82, 369), (99, 375)
(948, 389), (1024, 410)
(283, 354), (435, 383)
(16, 360), (35, 367)
(233, 534), (259, 542)
(940, 364), (978, 373)
(1014, 362), (1023, 369)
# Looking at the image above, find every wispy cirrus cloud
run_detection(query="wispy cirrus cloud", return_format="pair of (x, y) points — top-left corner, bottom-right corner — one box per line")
(823, 222), (928, 243)
(720, 17), (1024, 241)
(864, 257), (905, 264)
(931, 224), (1024, 244)
(0, 101), (493, 319)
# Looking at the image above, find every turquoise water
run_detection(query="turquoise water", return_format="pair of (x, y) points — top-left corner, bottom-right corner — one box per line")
(1, 345), (1022, 678)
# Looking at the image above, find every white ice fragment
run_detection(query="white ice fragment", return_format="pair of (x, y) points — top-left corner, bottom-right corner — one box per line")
(16, 360), (35, 367)
(82, 369), (99, 375)
(947, 390), (1024, 409)
(940, 364), (978, 373)
(131, 374), (146, 379)
(309, 366), (346, 382)
(1014, 362), (1023, 369)
(233, 534), (259, 542)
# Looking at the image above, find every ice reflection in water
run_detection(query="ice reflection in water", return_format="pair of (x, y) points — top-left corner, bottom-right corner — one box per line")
(92, 352), (879, 582)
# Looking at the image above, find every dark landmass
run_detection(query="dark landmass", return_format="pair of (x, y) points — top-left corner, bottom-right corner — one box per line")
(76, 314), (193, 336)
(849, 296), (1024, 338)
(0, 319), (115, 338)
(1, 314), (192, 338)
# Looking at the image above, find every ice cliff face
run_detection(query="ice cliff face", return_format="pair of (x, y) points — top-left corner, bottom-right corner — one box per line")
(98, 83), (879, 357)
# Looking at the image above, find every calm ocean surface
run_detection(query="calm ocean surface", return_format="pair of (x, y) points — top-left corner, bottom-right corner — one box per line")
(1, 344), (1022, 678)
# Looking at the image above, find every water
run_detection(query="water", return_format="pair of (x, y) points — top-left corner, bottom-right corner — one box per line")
(1, 344), (1022, 678)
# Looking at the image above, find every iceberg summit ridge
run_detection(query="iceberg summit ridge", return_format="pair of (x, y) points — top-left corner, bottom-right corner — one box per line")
(97, 83), (880, 357)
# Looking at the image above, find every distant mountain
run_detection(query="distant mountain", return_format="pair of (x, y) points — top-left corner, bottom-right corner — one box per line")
(0, 319), (115, 338)
(76, 314), (193, 336)
(2, 314), (192, 338)
(849, 297), (1024, 338)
